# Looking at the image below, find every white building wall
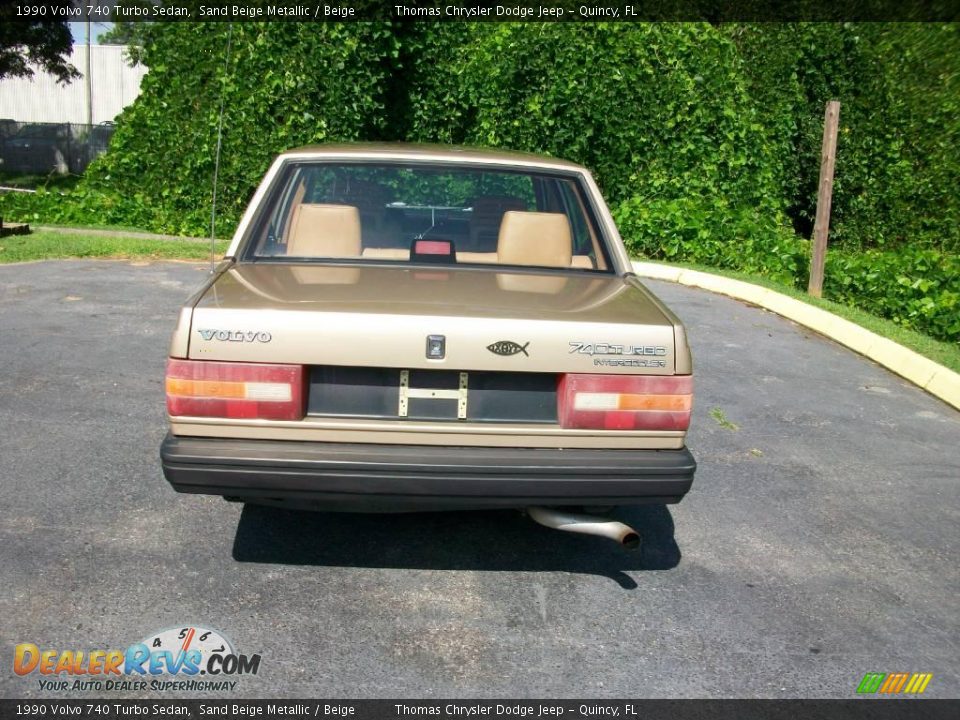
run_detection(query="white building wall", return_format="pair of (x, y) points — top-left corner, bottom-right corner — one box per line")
(0, 45), (147, 125)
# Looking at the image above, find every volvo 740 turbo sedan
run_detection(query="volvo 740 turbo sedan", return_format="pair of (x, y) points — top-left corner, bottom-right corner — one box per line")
(160, 144), (695, 547)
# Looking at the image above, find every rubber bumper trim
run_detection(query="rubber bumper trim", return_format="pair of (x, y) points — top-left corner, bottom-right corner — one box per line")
(160, 433), (696, 508)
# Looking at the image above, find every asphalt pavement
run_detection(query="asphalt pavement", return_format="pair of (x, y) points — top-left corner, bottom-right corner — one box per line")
(0, 260), (957, 699)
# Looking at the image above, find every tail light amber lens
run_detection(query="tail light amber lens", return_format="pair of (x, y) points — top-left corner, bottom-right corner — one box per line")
(166, 359), (305, 420)
(558, 374), (692, 430)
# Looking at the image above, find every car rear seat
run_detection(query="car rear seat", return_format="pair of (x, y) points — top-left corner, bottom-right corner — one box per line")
(286, 203), (361, 257)
(361, 210), (594, 268)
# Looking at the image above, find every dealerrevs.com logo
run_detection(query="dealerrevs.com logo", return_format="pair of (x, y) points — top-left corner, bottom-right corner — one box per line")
(14, 626), (261, 693)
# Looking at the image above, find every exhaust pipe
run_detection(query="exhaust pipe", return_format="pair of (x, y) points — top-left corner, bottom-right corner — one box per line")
(527, 507), (640, 550)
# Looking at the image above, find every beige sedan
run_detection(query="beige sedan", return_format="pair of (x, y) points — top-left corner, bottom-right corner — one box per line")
(160, 144), (696, 548)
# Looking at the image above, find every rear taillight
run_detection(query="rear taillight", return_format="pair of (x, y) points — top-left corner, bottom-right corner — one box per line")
(558, 374), (692, 430)
(166, 359), (305, 420)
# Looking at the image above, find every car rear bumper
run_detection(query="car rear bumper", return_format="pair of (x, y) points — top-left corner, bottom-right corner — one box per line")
(160, 433), (696, 511)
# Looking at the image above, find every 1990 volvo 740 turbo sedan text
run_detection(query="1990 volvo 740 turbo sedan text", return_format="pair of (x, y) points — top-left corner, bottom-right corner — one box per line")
(160, 144), (696, 547)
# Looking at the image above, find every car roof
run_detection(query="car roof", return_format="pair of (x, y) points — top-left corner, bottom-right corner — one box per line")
(279, 142), (589, 173)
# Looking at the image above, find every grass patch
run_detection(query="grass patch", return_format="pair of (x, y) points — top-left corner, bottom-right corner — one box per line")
(0, 231), (226, 264)
(709, 407), (740, 431)
(639, 260), (960, 375)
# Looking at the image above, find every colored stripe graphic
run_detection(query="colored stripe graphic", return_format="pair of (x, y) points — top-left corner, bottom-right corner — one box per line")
(857, 672), (932, 694)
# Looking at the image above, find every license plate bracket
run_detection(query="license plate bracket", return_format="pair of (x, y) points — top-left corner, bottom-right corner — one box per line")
(399, 370), (468, 419)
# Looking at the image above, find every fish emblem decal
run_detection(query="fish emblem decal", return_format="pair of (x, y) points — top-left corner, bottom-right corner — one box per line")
(487, 340), (530, 357)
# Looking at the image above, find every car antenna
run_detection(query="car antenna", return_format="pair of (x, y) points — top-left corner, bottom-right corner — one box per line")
(209, 22), (233, 274)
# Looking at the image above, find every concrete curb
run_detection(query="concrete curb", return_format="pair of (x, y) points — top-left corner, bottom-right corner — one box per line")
(633, 261), (960, 412)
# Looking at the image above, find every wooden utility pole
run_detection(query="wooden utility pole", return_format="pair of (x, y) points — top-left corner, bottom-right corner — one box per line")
(808, 100), (840, 298)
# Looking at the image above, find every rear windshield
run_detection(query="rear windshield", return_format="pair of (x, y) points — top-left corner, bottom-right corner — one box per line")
(243, 161), (611, 272)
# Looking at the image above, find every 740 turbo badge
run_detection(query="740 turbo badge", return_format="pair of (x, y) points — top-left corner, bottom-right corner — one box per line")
(569, 342), (666, 356)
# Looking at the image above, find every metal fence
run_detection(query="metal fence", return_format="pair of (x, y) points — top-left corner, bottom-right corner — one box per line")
(0, 120), (116, 176)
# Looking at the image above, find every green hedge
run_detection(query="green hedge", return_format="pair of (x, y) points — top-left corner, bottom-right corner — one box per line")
(406, 24), (782, 210)
(618, 208), (959, 341)
(731, 23), (960, 255)
(824, 247), (960, 341)
(614, 196), (807, 284)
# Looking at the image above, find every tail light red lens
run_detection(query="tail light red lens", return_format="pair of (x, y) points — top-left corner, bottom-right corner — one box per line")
(558, 374), (692, 430)
(166, 359), (305, 420)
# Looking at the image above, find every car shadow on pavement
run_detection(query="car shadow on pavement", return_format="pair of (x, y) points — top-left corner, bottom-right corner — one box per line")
(231, 504), (680, 589)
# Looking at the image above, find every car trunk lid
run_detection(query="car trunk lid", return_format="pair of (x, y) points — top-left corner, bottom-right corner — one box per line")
(187, 263), (678, 375)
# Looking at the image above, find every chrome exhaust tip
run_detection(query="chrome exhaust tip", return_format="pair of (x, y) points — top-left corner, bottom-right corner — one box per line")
(527, 507), (641, 550)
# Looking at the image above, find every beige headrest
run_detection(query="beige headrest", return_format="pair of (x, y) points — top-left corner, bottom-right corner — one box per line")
(497, 211), (573, 268)
(287, 203), (361, 258)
